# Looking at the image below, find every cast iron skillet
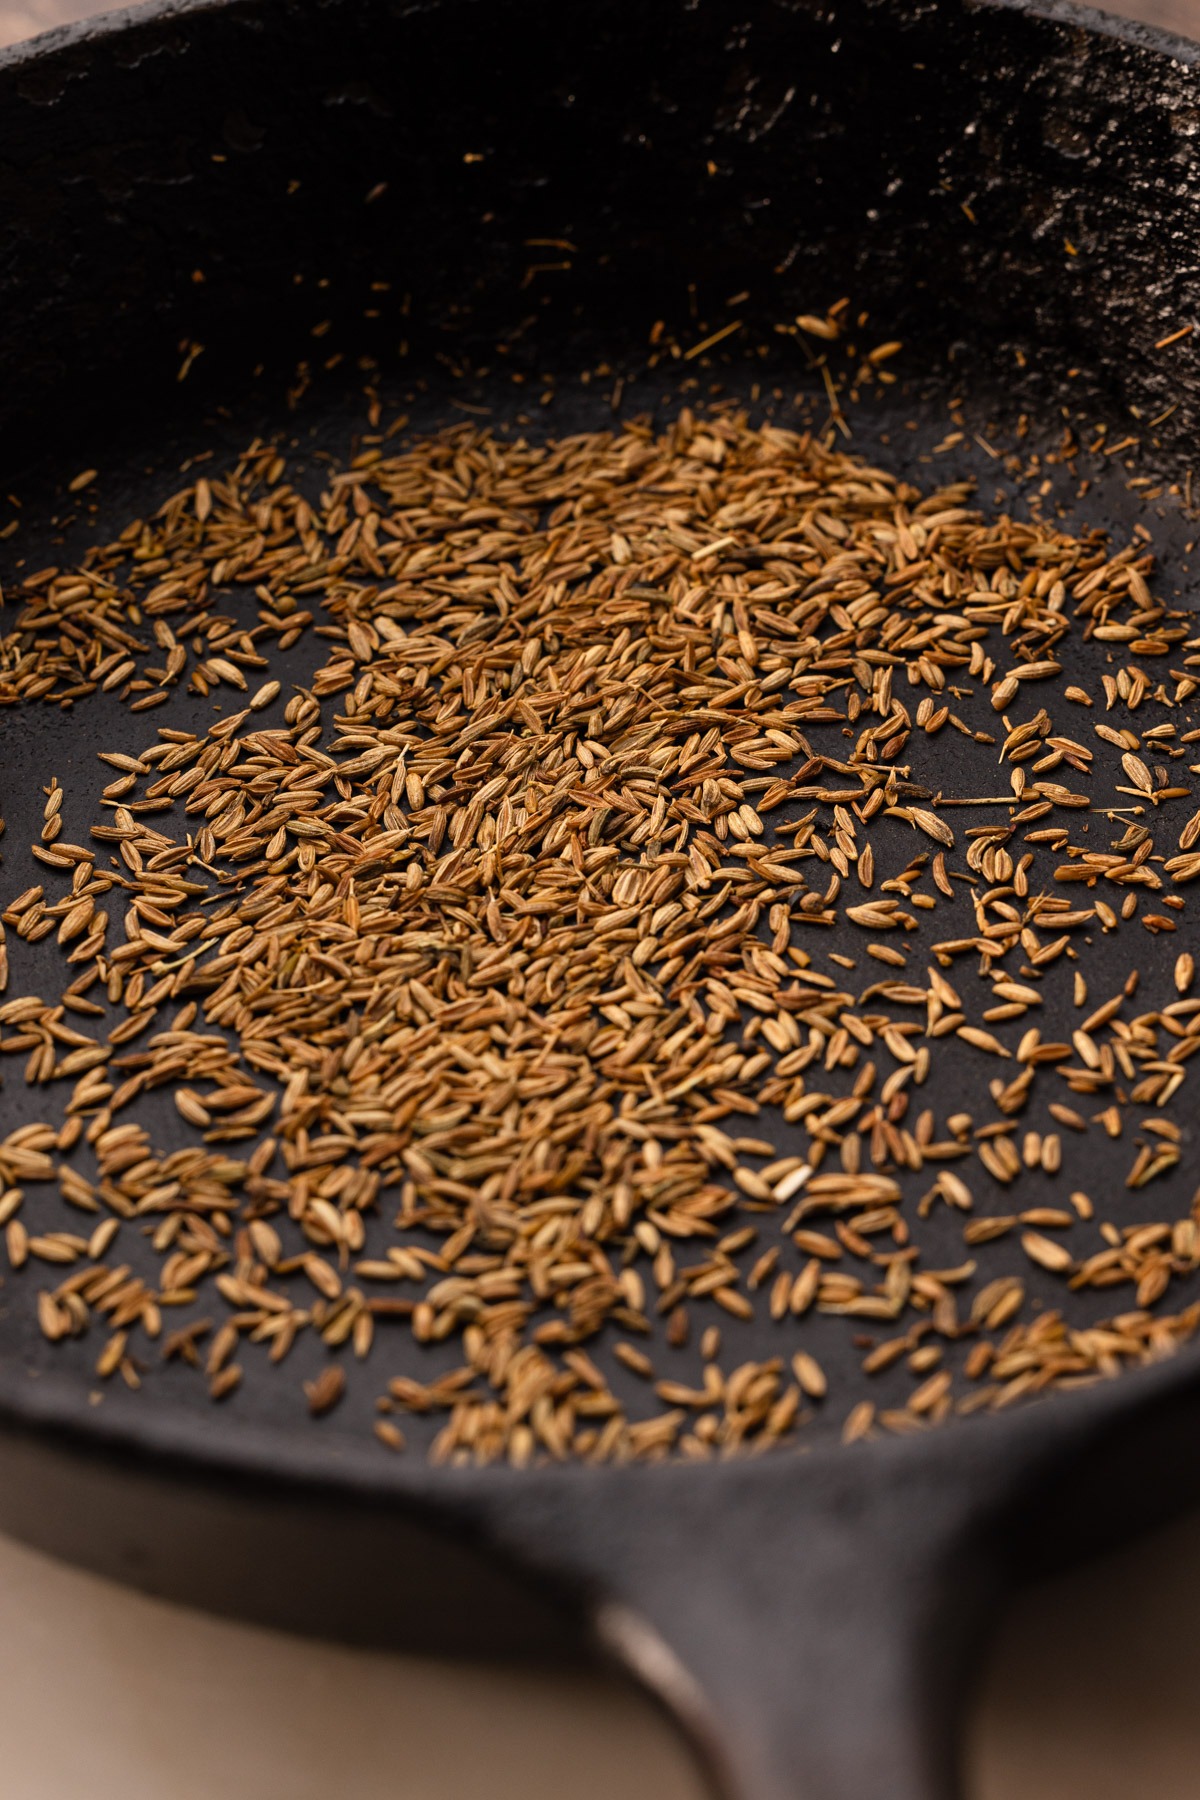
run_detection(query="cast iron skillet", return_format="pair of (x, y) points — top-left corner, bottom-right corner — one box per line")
(3, 0), (1200, 1795)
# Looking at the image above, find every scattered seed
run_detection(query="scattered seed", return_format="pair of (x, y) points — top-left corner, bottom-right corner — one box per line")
(1, 408), (1196, 1464)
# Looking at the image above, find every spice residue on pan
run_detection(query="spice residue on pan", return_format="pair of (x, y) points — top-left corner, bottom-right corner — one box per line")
(2, 409), (1200, 1462)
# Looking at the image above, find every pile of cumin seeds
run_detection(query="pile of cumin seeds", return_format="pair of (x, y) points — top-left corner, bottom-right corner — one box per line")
(2, 407), (1200, 1464)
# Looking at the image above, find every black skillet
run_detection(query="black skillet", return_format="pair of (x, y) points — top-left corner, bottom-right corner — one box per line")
(3, 0), (1200, 1795)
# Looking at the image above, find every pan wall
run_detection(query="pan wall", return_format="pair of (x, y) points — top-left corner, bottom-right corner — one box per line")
(0, 0), (1198, 472)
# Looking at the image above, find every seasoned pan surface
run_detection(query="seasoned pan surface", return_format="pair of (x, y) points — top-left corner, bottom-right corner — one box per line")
(2, 371), (1200, 1474)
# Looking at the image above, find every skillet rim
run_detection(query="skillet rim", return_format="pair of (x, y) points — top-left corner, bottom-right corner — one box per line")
(2, 0), (1198, 76)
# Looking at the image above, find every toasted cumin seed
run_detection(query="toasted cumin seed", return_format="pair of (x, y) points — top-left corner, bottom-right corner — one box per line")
(304, 1364), (347, 1417)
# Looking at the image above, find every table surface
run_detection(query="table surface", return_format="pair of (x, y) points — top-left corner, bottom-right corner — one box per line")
(1, 0), (1199, 1793)
(0, 1496), (1199, 1800)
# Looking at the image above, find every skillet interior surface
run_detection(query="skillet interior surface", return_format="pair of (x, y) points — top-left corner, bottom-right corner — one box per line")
(3, 363), (1200, 1471)
(0, 0), (1198, 1498)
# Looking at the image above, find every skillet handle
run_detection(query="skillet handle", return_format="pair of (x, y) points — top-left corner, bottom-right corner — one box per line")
(475, 1429), (1009, 1800)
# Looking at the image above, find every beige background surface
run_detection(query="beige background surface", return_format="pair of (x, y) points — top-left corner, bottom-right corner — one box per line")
(2, 1502), (1200, 1800)
(2, 0), (1200, 1794)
